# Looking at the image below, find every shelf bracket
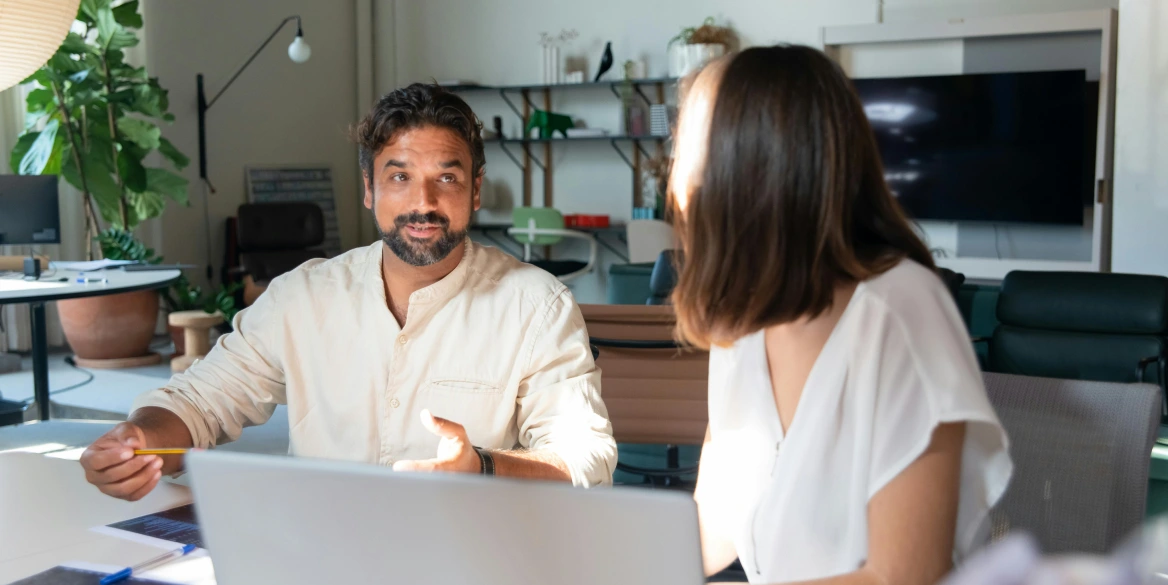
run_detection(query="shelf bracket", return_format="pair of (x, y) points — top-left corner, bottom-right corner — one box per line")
(520, 142), (546, 171)
(610, 140), (635, 170)
(596, 233), (629, 262)
(499, 89), (523, 122)
(496, 141), (525, 171)
(633, 139), (653, 160)
(634, 84), (655, 107)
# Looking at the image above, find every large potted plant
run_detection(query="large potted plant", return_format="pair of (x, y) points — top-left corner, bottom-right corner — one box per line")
(9, 0), (190, 365)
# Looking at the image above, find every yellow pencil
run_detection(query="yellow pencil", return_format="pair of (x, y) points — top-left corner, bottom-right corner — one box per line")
(133, 449), (189, 455)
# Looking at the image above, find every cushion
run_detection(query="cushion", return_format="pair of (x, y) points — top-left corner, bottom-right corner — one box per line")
(998, 271), (1168, 334)
(237, 203), (325, 251)
(988, 325), (1165, 384)
(529, 259), (587, 277)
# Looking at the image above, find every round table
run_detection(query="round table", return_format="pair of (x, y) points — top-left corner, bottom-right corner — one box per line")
(0, 268), (181, 421)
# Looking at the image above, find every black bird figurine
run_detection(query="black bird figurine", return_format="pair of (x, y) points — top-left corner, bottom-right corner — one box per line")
(594, 41), (613, 82)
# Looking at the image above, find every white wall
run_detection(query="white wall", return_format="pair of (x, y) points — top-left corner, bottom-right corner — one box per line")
(142, 0), (361, 289)
(376, 0), (1119, 301)
(1112, 0), (1168, 276)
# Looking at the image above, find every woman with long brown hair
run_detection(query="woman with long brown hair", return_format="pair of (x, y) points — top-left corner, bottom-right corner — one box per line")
(671, 46), (1012, 584)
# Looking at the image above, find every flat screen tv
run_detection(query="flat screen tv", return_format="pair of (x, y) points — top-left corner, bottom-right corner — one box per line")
(852, 70), (1093, 225)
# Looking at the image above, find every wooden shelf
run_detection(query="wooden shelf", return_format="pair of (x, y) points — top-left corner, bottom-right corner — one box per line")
(487, 135), (668, 144)
(447, 78), (676, 93)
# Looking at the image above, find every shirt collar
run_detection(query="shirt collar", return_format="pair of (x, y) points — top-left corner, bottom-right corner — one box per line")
(369, 237), (477, 308)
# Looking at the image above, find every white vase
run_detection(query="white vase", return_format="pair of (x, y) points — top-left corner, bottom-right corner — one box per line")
(669, 43), (726, 77)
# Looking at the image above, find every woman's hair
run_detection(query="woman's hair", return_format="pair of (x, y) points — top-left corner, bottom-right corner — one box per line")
(668, 44), (935, 349)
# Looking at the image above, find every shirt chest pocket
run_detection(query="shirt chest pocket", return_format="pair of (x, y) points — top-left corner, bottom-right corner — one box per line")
(423, 378), (511, 446)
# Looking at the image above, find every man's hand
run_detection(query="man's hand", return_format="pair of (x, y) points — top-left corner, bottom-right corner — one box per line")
(392, 410), (481, 474)
(79, 422), (164, 501)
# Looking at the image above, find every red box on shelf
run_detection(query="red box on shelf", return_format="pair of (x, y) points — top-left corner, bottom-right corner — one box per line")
(564, 214), (610, 228)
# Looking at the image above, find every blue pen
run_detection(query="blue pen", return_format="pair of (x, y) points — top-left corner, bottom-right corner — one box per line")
(100, 543), (197, 585)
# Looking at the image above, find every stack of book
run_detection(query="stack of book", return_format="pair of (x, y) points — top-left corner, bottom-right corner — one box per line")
(650, 105), (676, 137)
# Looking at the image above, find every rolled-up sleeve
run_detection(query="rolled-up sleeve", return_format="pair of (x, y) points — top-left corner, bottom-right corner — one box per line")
(131, 280), (287, 449)
(515, 289), (617, 487)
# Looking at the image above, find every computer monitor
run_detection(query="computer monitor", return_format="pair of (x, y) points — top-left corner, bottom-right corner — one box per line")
(0, 175), (60, 245)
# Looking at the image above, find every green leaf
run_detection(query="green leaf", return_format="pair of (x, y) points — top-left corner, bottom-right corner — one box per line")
(21, 69), (51, 87)
(9, 133), (38, 174)
(79, 0), (109, 22)
(25, 88), (55, 113)
(48, 52), (86, 74)
(95, 6), (137, 50)
(64, 148), (123, 225)
(117, 151), (147, 192)
(42, 131), (66, 176)
(158, 137), (189, 170)
(68, 69), (94, 83)
(127, 190), (164, 223)
(146, 168), (189, 205)
(116, 117), (160, 150)
(125, 84), (162, 117)
(19, 119), (60, 175)
(112, 1), (142, 28)
(60, 33), (93, 55)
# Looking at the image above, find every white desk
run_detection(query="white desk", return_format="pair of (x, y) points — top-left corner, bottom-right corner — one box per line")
(0, 452), (193, 583)
(0, 269), (181, 422)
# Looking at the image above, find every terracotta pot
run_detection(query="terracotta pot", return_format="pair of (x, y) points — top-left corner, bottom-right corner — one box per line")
(58, 290), (159, 360)
(168, 323), (185, 356)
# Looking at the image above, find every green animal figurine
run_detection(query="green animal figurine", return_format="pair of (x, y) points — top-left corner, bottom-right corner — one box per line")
(524, 109), (574, 139)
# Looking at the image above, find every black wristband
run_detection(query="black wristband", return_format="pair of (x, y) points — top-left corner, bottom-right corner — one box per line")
(474, 447), (495, 476)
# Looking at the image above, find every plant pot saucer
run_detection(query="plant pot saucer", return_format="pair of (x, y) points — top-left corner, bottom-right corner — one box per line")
(73, 352), (163, 370)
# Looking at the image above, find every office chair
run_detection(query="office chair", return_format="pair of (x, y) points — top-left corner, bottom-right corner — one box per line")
(580, 304), (708, 489)
(647, 250), (679, 305)
(984, 372), (1162, 553)
(507, 207), (597, 283)
(978, 271), (1168, 423)
(231, 203), (327, 305)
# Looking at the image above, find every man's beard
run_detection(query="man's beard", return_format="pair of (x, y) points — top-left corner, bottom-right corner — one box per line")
(378, 211), (467, 267)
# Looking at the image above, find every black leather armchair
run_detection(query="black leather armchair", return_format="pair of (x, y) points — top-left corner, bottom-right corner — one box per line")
(982, 271), (1168, 420)
(234, 203), (327, 304)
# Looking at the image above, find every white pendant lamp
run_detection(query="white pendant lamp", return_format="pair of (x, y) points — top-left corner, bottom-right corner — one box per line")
(0, 0), (81, 91)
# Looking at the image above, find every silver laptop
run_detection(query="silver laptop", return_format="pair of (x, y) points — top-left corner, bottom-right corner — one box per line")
(186, 450), (705, 585)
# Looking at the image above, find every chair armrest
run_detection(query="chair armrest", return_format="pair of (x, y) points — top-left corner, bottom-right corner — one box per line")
(1136, 355), (1160, 384)
(971, 336), (991, 345)
(507, 227), (594, 240)
(589, 337), (680, 350)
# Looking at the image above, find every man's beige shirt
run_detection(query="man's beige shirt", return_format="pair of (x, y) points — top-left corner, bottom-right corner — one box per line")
(133, 240), (616, 486)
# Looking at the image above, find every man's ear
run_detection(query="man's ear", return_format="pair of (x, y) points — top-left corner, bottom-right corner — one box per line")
(472, 174), (483, 212)
(363, 173), (374, 210)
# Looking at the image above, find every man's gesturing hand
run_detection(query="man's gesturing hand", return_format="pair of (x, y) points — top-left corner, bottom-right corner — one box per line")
(392, 409), (481, 474)
(79, 422), (163, 501)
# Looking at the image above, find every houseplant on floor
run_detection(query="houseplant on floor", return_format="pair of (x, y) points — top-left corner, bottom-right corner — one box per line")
(9, 0), (191, 365)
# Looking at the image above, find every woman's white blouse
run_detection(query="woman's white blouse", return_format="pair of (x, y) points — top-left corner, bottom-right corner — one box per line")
(698, 260), (1013, 583)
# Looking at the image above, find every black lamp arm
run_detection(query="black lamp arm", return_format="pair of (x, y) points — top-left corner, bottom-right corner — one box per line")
(204, 15), (302, 110)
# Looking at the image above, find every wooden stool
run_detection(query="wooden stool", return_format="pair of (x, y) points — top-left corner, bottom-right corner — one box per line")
(168, 311), (224, 373)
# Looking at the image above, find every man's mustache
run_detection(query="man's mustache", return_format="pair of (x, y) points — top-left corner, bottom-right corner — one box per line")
(394, 211), (450, 228)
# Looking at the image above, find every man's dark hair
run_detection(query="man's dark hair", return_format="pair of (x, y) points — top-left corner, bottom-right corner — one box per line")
(353, 83), (486, 189)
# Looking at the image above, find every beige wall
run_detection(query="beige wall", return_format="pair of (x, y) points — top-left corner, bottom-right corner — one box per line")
(142, 0), (362, 289)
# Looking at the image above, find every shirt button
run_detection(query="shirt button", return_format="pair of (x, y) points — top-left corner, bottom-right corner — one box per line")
(391, 398), (400, 408)
(398, 335), (407, 345)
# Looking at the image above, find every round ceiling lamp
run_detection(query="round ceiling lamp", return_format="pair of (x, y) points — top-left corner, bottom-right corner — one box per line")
(0, 0), (81, 91)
